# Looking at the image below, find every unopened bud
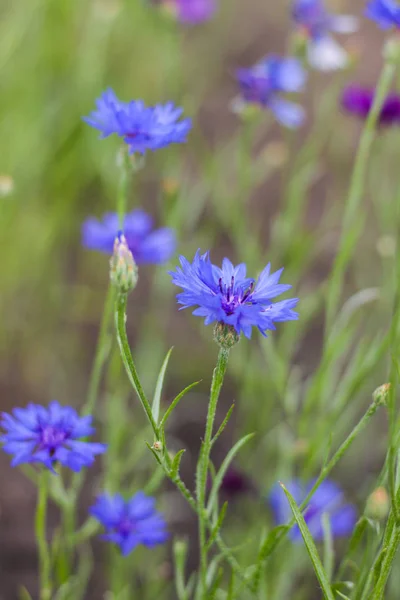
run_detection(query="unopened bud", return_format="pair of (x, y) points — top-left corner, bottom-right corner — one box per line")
(153, 441), (163, 452)
(213, 322), (240, 349)
(110, 233), (138, 294)
(373, 383), (391, 406)
(366, 487), (390, 520)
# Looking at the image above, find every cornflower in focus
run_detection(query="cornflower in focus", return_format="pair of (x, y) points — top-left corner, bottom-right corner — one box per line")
(161, 0), (216, 24)
(0, 401), (106, 473)
(83, 88), (191, 154)
(234, 55), (307, 128)
(269, 479), (357, 542)
(90, 492), (168, 556)
(292, 0), (358, 70)
(366, 0), (400, 28)
(170, 250), (298, 338)
(82, 209), (176, 264)
(342, 85), (400, 125)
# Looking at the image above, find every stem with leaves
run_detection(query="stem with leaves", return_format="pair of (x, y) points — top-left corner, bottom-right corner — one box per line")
(36, 472), (51, 600)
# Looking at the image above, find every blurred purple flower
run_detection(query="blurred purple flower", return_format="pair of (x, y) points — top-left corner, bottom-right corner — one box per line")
(220, 467), (253, 498)
(292, 0), (358, 70)
(83, 88), (191, 154)
(342, 85), (400, 126)
(90, 492), (168, 556)
(163, 0), (216, 24)
(235, 55), (307, 128)
(82, 210), (176, 264)
(269, 479), (357, 542)
(0, 401), (106, 473)
(170, 250), (299, 338)
(366, 0), (400, 29)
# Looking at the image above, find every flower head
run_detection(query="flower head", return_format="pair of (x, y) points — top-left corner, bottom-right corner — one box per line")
(366, 0), (400, 29)
(82, 209), (176, 265)
(342, 85), (400, 126)
(170, 250), (299, 338)
(269, 479), (357, 542)
(83, 89), (191, 154)
(235, 55), (307, 128)
(90, 492), (168, 556)
(109, 233), (138, 293)
(0, 401), (106, 473)
(162, 0), (216, 24)
(292, 0), (358, 70)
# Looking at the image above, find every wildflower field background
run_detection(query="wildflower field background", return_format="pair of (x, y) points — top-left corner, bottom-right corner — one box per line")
(2, 0), (400, 598)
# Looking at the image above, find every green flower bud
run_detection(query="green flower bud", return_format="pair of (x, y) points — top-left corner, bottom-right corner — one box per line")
(373, 383), (391, 407)
(365, 487), (390, 521)
(213, 322), (240, 349)
(110, 233), (138, 294)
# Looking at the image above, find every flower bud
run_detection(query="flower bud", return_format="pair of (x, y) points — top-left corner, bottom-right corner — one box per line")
(110, 233), (138, 294)
(373, 383), (391, 407)
(365, 487), (390, 521)
(153, 441), (163, 452)
(213, 322), (240, 349)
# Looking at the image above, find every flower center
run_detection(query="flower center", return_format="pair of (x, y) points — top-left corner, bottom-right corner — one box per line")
(118, 517), (135, 537)
(219, 277), (255, 316)
(40, 426), (68, 455)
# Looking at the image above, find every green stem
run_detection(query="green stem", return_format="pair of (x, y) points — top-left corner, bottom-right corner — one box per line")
(325, 61), (396, 333)
(35, 472), (51, 600)
(117, 150), (131, 228)
(115, 292), (159, 438)
(196, 347), (230, 599)
(371, 527), (400, 600)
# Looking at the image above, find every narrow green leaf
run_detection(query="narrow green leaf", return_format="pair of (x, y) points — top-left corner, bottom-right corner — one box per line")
(207, 433), (255, 515)
(322, 512), (334, 582)
(280, 483), (335, 600)
(19, 588), (33, 600)
(159, 380), (201, 429)
(152, 347), (173, 424)
(146, 442), (163, 466)
(171, 449), (186, 478)
(206, 502), (228, 551)
(211, 403), (235, 447)
(252, 525), (288, 591)
(174, 538), (189, 600)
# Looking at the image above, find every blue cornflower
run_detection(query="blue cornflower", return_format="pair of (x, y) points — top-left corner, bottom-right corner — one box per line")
(90, 492), (168, 556)
(292, 0), (358, 70)
(82, 209), (176, 265)
(83, 88), (192, 154)
(235, 56), (307, 128)
(366, 0), (400, 28)
(162, 0), (216, 24)
(269, 479), (357, 542)
(170, 250), (299, 338)
(0, 401), (106, 473)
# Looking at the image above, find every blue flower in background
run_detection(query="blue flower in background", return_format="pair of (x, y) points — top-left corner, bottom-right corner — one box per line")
(269, 479), (357, 542)
(366, 0), (400, 28)
(235, 56), (307, 128)
(82, 209), (176, 265)
(170, 250), (299, 338)
(162, 0), (216, 24)
(83, 89), (191, 154)
(292, 0), (358, 70)
(0, 401), (106, 473)
(342, 84), (400, 126)
(90, 492), (168, 556)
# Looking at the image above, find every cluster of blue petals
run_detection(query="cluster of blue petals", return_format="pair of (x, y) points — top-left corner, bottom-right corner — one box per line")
(82, 209), (176, 265)
(366, 0), (400, 28)
(269, 479), (357, 542)
(170, 250), (299, 338)
(90, 492), (168, 556)
(0, 401), (106, 473)
(236, 55), (306, 128)
(164, 0), (216, 24)
(83, 89), (192, 154)
(342, 85), (400, 126)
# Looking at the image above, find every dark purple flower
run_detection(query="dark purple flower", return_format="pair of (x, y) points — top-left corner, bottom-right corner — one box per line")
(162, 0), (216, 24)
(342, 85), (400, 126)
(90, 492), (168, 556)
(0, 401), (106, 473)
(82, 210), (176, 264)
(269, 479), (357, 542)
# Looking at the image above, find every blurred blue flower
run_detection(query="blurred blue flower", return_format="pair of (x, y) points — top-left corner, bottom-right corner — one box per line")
(163, 0), (216, 24)
(235, 55), (307, 128)
(90, 492), (168, 556)
(292, 0), (358, 70)
(170, 250), (299, 338)
(83, 89), (191, 154)
(82, 210), (176, 265)
(366, 0), (400, 28)
(0, 401), (106, 473)
(269, 479), (357, 542)
(342, 84), (400, 126)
